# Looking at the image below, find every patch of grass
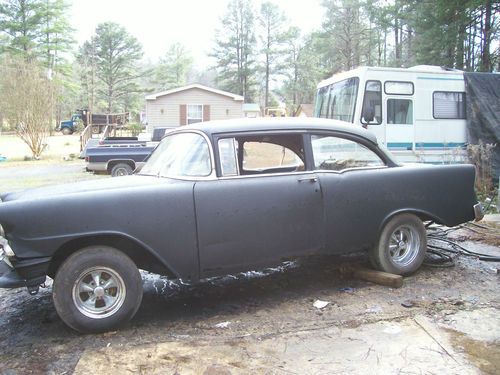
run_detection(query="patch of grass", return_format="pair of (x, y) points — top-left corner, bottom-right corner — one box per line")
(0, 160), (107, 193)
(1, 172), (105, 192)
(0, 133), (80, 161)
(1, 158), (78, 167)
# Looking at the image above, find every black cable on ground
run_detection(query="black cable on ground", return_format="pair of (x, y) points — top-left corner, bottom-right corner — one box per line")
(423, 248), (455, 268)
(428, 236), (500, 262)
(423, 221), (500, 266)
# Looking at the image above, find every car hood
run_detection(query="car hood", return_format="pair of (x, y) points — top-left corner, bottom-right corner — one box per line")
(0, 175), (170, 202)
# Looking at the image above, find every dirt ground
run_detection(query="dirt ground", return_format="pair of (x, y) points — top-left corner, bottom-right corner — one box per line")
(0, 237), (498, 374)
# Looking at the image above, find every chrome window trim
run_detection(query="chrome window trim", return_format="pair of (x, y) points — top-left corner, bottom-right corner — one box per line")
(315, 165), (389, 174)
(216, 165), (389, 181)
(217, 170), (317, 181)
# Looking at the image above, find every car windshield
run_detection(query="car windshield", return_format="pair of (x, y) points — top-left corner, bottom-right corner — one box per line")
(140, 132), (212, 178)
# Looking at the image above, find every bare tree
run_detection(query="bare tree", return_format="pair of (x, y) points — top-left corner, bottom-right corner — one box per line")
(0, 56), (56, 158)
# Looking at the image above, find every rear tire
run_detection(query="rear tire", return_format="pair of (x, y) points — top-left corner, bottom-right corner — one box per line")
(61, 127), (72, 135)
(371, 213), (427, 275)
(53, 246), (143, 333)
(110, 163), (133, 177)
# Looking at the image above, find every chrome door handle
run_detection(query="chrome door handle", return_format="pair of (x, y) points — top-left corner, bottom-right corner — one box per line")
(298, 176), (318, 183)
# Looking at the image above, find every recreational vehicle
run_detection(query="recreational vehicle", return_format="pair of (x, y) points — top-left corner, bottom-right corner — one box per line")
(315, 65), (472, 163)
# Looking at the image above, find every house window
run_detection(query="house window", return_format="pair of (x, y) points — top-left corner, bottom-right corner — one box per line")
(433, 92), (466, 119)
(187, 104), (203, 124)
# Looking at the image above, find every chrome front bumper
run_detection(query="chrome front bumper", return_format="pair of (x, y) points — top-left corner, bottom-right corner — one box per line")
(0, 249), (47, 289)
(0, 236), (14, 257)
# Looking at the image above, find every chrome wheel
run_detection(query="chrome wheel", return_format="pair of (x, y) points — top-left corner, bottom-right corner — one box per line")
(111, 163), (133, 177)
(114, 167), (129, 176)
(72, 267), (126, 319)
(388, 225), (420, 267)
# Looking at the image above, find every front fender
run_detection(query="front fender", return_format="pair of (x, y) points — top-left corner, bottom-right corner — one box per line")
(0, 176), (199, 281)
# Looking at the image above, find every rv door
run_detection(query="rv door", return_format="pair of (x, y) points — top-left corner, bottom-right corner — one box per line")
(385, 97), (414, 151)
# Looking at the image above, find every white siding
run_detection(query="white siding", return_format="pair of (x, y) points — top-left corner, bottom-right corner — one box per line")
(146, 88), (244, 132)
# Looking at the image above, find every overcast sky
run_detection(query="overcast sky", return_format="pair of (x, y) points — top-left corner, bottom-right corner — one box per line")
(70, 0), (324, 68)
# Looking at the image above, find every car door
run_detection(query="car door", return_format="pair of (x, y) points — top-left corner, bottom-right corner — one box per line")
(194, 134), (324, 278)
(310, 133), (392, 253)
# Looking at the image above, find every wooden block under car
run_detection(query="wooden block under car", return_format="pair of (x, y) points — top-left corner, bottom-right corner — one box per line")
(353, 268), (404, 288)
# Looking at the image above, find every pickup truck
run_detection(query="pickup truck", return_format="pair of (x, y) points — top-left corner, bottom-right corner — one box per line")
(57, 110), (129, 135)
(85, 145), (155, 176)
(85, 128), (175, 176)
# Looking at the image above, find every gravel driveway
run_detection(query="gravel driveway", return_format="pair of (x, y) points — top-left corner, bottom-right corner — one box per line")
(0, 247), (498, 374)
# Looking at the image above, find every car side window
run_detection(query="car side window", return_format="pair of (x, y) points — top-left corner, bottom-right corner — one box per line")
(218, 138), (238, 176)
(141, 132), (212, 178)
(311, 135), (385, 171)
(218, 134), (305, 176)
(245, 142), (300, 169)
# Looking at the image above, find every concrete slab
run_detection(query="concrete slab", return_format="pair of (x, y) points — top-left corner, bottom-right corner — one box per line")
(483, 214), (500, 224)
(74, 314), (486, 375)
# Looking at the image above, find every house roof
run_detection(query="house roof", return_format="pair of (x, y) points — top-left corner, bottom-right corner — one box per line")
(242, 103), (261, 112)
(145, 84), (244, 101)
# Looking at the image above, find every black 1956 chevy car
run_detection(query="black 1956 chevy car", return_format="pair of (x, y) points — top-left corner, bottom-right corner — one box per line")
(0, 118), (482, 332)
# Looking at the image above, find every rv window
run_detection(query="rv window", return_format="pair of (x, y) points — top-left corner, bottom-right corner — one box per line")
(315, 78), (359, 122)
(433, 92), (466, 119)
(315, 86), (330, 118)
(385, 81), (414, 95)
(361, 81), (382, 125)
(387, 99), (413, 124)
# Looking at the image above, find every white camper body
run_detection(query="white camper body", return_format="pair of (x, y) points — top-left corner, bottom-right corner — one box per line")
(315, 66), (467, 163)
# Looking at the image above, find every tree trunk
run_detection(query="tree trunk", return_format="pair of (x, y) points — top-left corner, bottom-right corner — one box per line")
(406, 27), (413, 66)
(384, 29), (387, 65)
(265, 23), (270, 107)
(456, 22), (465, 70)
(480, 0), (492, 72)
(394, 17), (400, 66)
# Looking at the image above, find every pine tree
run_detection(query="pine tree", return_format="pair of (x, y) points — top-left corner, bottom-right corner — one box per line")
(212, 0), (257, 102)
(0, 0), (45, 58)
(81, 22), (143, 113)
(39, 0), (74, 76)
(259, 1), (289, 107)
(154, 43), (193, 90)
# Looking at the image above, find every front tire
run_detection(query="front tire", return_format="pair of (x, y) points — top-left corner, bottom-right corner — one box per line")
(371, 213), (427, 275)
(53, 246), (143, 333)
(61, 127), (73, 135)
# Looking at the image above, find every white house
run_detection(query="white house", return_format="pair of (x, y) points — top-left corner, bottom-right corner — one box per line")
(145, 84), (244, 132)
